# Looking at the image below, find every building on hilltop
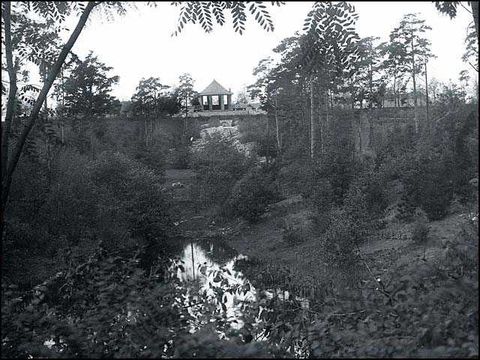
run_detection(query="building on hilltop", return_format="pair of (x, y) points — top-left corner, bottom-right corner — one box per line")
(198, 80), (233, 111)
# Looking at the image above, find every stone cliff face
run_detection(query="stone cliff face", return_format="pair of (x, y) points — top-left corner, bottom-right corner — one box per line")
(352, 107), (421, 158)
(191, 118), (255, 156)
(191, 108), (424, 160)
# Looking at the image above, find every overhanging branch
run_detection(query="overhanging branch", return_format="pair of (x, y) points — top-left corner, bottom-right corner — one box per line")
(2, 1), (98, 208)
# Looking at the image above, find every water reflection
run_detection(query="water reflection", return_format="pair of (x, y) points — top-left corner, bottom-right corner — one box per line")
(172, 241), (256, 332)
(41, 237), (312, 357)
(171, 238), (311, 349)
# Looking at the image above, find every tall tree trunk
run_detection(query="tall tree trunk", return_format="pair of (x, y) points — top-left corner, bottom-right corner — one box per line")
(190, 242), (195, 281)
(424, 61), (429, 130)
(60, 67), (65, 144)
(184, 95), (188, 133)
(473, 1), (480, 102)
(274, 96), (281, 152)
(90, 126), (95, 160)
(1, 2), (17, 190)
(471, 1), (479, 39)
(310, 76), (315, 160)
(266, 112), (270, 165)
(411, 35), (418, 133)
(393, 75), (397, 108)
(1, 1), (97, 212)
(321, 87), (327, 155)
(144, 118), (148, 147)
(368, 63), (373, 108)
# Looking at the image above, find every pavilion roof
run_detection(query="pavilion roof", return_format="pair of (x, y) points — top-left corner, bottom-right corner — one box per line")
(199, 79), (232, 95)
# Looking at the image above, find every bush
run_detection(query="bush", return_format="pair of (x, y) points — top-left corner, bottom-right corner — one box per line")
(278, 161), (313, 197)
(191, 133), (252, 209)
(254, 134), (278, 160)
(309, 177), (335, 214)
(411, 218), (430, 244)
(3, 150), (100, 287)
(90, 151), (175, 253)
(1, 248), (275, 358)
(359, 168), (389, 216)
(226, 166), (279, 223)
(343, 182), (371, 243)
(320, 207), (361, 282)
(166, 142), (191, 169)
(282, 225), (307, 246)
(311, 210), (332, 234)
(132, 141), (167, 174)
(1, 251), (193, 358)
(237, 116), (269, 144)
(403, 145), (454, 221)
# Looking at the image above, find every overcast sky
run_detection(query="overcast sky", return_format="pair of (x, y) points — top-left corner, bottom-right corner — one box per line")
(66, 1), (475, 101)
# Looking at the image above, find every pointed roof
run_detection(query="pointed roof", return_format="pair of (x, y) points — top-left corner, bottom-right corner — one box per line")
(199, 79), (232, 95)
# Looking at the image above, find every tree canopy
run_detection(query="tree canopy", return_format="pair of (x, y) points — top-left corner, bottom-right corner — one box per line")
(131, 77), (179, 117)
(56, 52), (120, 117)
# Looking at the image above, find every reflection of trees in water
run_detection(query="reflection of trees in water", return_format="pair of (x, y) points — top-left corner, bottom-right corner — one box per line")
(139, 236), (189, 275)
(170, 240), (312, 357)
(196, 236), (238, 265)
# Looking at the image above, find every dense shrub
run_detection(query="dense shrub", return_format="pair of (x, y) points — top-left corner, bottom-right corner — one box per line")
(318, 109), (357, 204)
(451, 109), (478, 202)
(254, 134), (278, 161)
(320, 207), (360, 276)
(357, 166), (389, 216)
(166, 141), (191, 169)
(165, 122), (200, 169)
(1, 251), (191, 358)
(279, 162), (336, 215)
(278, 161), (314, 197)
(403, 145), (454, 221)
(282, 224), (307, 246)
(226, 166), (279, 222)
(237, 116), (269, 144)
(191, 133), (252, 209)
(309, 210), (478, 358)
(132, 141), (168, 174)
(311, 209), (332, 234)
(309, 177), (335, 213)
(1, 248), (275, 358)
(3, 150), (100, 287)
(343, 182), (371, 242)
(90, 151), (175, 253)
(393, 107), (478, 221)
(3, 147), (176, 288)
(411, 218), (430, 244)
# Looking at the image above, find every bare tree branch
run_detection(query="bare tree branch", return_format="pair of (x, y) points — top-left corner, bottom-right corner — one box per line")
(460, 2), (472, 14)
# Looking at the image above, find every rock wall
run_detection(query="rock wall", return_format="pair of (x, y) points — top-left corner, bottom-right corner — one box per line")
(194, 108), (424, 159)
(352, 107), (421, 157)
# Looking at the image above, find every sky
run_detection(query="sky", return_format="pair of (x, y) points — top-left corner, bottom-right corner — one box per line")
(61, 1), (475, 101)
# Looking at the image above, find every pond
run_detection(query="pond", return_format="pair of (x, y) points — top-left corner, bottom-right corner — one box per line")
(168, 236), (313, 356)
(39, 236), (314, 357)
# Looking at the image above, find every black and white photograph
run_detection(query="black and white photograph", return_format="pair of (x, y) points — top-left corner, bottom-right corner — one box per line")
(1, 1), (478, 358)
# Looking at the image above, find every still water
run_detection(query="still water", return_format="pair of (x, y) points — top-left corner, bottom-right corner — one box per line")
(169, 237), (312, 355)
(42, 237), (312, 356)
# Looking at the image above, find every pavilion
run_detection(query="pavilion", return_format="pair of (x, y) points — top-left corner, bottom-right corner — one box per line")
(198, 80), (232, 111)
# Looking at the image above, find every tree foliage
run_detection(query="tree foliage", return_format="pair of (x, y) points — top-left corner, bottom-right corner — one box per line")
(171, 1), (284, 35)
(176, 73), (195, 117)
(56, 52), (120, 117)
(131, 77), (179, 117)
(1, 0), (285, 221)
(462, 22), (479, 73)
